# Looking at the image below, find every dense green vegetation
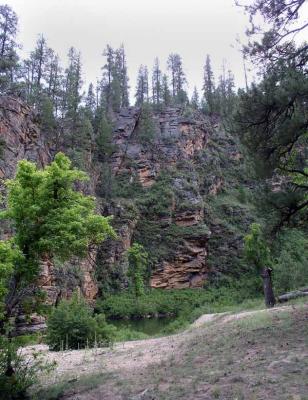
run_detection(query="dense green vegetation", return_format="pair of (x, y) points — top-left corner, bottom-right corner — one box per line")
(97, 276), (263, 321)
(46, 293), (115, 351)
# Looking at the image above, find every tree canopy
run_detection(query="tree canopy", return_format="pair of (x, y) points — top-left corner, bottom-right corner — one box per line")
(0, 152), (116, 322)
(234, 0), (308, 228)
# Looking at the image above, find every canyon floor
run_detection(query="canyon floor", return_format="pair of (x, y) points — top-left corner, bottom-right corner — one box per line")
(30, 303), (308, 400)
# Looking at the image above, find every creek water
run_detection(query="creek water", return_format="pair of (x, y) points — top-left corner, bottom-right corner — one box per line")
(109, 316), (176, 335)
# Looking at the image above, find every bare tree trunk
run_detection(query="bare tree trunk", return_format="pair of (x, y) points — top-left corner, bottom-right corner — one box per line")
(261, 267), (276, 308)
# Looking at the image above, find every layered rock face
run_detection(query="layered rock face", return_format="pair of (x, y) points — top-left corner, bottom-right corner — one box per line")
(111, 107), (208, 187)
(0, 96), (49, 179)
(102, 107), (211, 288)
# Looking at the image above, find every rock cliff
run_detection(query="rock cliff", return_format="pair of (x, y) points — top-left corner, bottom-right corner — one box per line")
(96, 106), (256, 290)
(0, 96), (256, 299)
(95, 106), (212, 289)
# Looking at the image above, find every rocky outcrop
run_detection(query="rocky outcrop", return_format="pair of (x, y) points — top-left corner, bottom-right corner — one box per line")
(37, 252), (99, 306)
(150, 237), (208, 288)
(0, 96), (49, 178)
(111, 107), (208, 188)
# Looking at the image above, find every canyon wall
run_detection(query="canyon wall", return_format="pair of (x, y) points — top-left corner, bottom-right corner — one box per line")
(0, 96), (255, 303)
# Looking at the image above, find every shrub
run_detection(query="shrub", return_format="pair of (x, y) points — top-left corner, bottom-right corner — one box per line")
(46, 294), (116, 351)
(0, 336), (54, 400)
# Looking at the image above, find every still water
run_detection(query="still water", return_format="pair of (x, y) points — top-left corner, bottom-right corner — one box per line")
(109, 316), (176, 335)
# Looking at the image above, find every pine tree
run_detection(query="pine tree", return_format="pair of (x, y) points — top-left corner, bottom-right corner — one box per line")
(216, 61), (235, 115)
(96, 110), (114, 161)
(135, 65), (149, 106)
(151, 57), (162, 107)
(137, 102), (155, 144)
(25, 35), (50, 104)
(167, 53), (187, 104)
(161, 74), (171, 107)
(100, 44), (129, 112)
(73, 108), (94, 168)
(63, 47), (83, 147)
(101, 44), (114, 110)
(234, 0), (308, 226)
(45, 51), (63, 116)
(0, 4), (19, 93)
(202, 54), (215, 114)
(190, 86), (199, 109)
(115, 45), (129, 107)
(85, 83), (96, 121)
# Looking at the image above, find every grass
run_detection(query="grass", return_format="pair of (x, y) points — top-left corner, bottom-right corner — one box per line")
(14, 332), (45, 347)
(32, 371), (115, 400)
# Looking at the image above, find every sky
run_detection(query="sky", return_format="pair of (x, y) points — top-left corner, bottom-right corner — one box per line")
(5, 0), (254, 98)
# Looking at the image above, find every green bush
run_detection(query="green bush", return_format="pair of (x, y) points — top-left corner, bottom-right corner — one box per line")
(273, 229), (308, 293)
(0, 336), (54, 400)
(46, 294), (116, 351)
(96, 275), (263, 321)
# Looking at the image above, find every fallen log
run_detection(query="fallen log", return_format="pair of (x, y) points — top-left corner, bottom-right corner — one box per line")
(277, 290), (308, 303)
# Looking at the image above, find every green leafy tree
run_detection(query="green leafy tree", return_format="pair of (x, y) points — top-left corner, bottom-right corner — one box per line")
(0, 152), (116, 328)
(0, 335), (54, 400)
(127, 243), (148, 298)
(244, 223), (276, 307)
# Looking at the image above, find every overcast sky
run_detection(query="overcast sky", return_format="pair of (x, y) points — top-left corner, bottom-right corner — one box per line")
(5, 0), (254, 98)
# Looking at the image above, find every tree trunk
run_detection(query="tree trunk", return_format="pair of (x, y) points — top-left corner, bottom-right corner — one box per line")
(261, 267), (276, 308)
